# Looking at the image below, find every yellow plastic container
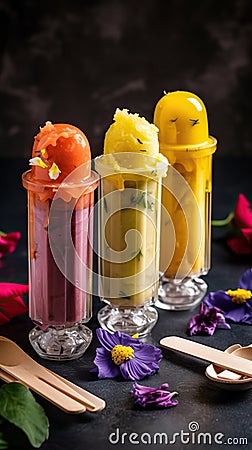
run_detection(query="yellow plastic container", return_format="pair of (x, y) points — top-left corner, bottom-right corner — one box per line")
(154, 91), (217, 310)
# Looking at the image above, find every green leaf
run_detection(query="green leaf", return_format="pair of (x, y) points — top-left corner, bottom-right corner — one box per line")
(0, 432), (8, 450)
(0, 383), (49, 448)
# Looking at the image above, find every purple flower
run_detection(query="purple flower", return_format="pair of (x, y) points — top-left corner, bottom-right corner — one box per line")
(203, 268), (252, 325)
(132, 382), (178, 409)
(187, 302), (231, 336)
(93, 329), (162, 381)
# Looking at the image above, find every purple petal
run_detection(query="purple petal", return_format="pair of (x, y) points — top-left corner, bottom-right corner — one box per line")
(187, 303), (230, 336)
(238, 268), (252, 291)
(118, 332), (142, 347)
(96, 328), (142, 351)
(241, 312), (252, 325)
(132, 383), (178, 409)
(134, 345), (162, 364)
(96, 328), (121, 351)
(204, 286), (252, 324)
(203, 291), (233, 311)
(120, 345), (162, 380)
(215, 311), (231, 329)
(187, 311), (212, 336)
(93, 347), (120, 379)
(120, 357), (157, 380)
(225, 302), (252, 324)
(132, 382), (169, 396)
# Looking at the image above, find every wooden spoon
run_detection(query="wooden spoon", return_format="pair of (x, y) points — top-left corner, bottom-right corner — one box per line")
(205, 344), (252, 390)
(0, 337), (105, 413)
(233, 345), (252, 360)
(160, 336), (252, 377)
(212, 344), (243, 380)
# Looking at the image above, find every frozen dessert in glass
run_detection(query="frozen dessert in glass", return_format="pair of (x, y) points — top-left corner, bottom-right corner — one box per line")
(95, 109), (168, 336)
(154, 91), (217, 310)
(22, 121), (98, 359)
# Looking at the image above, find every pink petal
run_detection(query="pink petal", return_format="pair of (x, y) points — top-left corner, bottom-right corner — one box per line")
(0, 283), (29, 299)
(227, 236), (252, 254)
(241, 228), (252, 245)
(0, 283), (28, 321)
(0, 311), (10, 325)
(234, 194), (252, 228)
(0, 295), (28, 319)
(0, 232), (21, 258)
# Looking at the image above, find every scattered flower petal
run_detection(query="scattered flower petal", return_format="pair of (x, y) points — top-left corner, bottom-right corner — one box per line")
(187, 302), (230, 336)
(29, 157), (47, 168)
(234, 193), (252, 228)
(0, 283), (28, 325)
(0, 231), (21, 258)
(132, 382), (178, 409)
(227, 233), (252, 255)
(212, 193), (252, 254)
(93, 328), (162, 381)
(48, 162), (61, 180)
(238, 267), (252, 290)
(203, 268), (252, 325)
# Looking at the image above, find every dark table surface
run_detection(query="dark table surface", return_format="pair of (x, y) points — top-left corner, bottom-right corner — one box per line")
(0, 157), (251, 450)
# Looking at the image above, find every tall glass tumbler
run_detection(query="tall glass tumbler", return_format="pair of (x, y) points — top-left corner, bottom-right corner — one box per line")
(95, 152), (168, 336)
(154, 91), (217, 310)
(22, 166), (99, 360)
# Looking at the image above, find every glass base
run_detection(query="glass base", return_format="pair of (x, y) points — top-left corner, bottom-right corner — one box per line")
(97, 303), (158, 337)
(29, 323), (93, 360)
(155, 276), (207, 311)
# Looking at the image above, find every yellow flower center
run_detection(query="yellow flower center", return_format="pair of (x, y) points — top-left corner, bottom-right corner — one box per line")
(111, 344), (134, 365)
(227, 288), (252, 305)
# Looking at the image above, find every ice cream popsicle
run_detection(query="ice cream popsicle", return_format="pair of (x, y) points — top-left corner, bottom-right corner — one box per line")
(22, 121), (98, 359)
(96, 109), (167, 307)
(154, 91), (217, 279)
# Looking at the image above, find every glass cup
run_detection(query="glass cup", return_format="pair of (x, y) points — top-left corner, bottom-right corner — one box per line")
(156, 152), (216, 310)
(22, 164), (99, 360)
(95, 152), (168, 336)
(154, 91), (217, 310)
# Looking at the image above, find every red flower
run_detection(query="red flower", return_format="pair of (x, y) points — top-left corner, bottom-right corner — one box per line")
(227, 194), (252, 254)
(0, 283), (28, 325)
(233, 194), (252, 228)
(0, 232), (21, 258)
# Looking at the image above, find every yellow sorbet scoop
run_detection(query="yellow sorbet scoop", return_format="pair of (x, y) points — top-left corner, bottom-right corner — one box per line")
(104, 108), (159, 155)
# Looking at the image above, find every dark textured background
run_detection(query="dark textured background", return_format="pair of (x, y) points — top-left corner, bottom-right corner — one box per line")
(0, 3), (252, 447)
(1, 0), (252, 158)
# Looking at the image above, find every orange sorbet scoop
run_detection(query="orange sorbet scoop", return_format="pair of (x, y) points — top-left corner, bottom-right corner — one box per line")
(30, 121), (91, 184)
